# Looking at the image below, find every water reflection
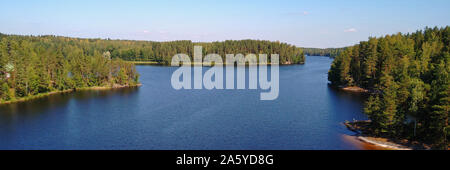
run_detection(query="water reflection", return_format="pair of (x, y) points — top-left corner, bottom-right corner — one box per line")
(0, 87), (139, 132)
(327, 84), (369, 122)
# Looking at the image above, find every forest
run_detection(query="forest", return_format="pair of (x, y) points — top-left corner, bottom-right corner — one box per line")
(328, 26), (449, 149)
(193, 40), (304, 65)
(0, 34), (140, 104)
(302, 47), (346, 58)
(0, 34), (305, 104)
(94, 39), (304, 65)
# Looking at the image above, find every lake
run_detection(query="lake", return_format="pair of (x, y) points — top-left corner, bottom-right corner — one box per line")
(0, 56), (369, 150)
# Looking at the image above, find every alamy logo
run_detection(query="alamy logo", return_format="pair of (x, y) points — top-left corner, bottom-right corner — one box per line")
(171, 46), (279, 100)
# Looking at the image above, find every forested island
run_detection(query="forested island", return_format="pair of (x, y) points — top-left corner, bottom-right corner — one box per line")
(329, 26), (449, 149)
(0, 34), (140, 104)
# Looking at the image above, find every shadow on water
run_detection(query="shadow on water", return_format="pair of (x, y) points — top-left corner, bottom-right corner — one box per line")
(327, 84), (369, 121)
(0, 87), (139, 128)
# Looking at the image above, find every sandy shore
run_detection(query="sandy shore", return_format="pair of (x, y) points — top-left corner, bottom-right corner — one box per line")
(340, 86), (369, 93)
(341, 134), (392, 150)
(343, 121), (430, 150)
(356, 136), (412, 150)
(342, 134), (411, 150)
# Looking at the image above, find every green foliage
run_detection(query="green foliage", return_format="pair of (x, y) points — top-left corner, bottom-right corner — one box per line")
(0, 83), (11, 101)
(195, 40), (305, 64)
(0, 34), (140, 103)
(329, 26), (450, 148)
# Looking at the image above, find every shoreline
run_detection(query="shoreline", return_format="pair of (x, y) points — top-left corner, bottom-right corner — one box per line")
(128, 61), (305, 66)
(0, 84), (142, 105)
(344, 121), (428, 150)
(339, 86), (369, 93)
(356, 136), (411, 150)
(341, 134), (395, 150)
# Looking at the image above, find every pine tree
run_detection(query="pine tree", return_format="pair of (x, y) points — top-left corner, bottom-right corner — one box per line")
(427, 60), (449, 149)
(0, 83), (10, 101)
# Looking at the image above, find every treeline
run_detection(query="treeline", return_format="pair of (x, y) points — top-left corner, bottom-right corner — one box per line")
(0, 34), (140, 103)
(302, 47), (346, 58)
(1, 34), (305, 67)
(91, 39), (304, 65)
(328, 26), (449, 149)
(195, 40), (305, 64)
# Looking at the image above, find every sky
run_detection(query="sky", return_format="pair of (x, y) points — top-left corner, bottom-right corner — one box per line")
(0, 0), (449, 48)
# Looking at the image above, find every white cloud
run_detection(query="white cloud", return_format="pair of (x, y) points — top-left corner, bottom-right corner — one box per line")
(344, 28), (357, 33)
(143, 30), (149, 33)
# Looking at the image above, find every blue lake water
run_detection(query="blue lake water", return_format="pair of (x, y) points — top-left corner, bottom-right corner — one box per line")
(0, 56), (368, 150)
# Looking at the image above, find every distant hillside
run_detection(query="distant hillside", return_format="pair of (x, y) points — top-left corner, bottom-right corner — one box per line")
(302, 47), (347, 58)
(0, 34), (305, 65)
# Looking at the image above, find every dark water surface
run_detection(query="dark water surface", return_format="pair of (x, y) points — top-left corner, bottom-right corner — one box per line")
(0, 56), (368, 150)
